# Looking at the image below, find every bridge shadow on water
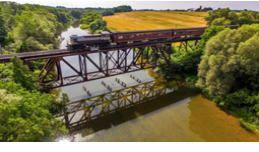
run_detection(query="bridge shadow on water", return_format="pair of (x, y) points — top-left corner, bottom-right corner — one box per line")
(56, 78), (199, 140)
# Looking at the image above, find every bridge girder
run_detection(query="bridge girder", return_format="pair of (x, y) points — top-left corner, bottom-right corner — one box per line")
(0, 37), (201, 88)
(38, 43), (178, 88)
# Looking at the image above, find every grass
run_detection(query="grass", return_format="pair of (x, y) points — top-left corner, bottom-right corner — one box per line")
(103, 11), (208, 31)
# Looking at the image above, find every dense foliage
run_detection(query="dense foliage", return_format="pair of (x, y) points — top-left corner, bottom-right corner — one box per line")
(80, 12), (109, 33)
(205, 8), (259, 26)
(11, 56), (39, 90)
(0, 81), (68, 141)
(0, 7), (8, 46)
(195, 24), (259, 130)
(113, 5), (132, 13)
(101, 9), (114, 16)
(70, 9), (83, 19)
(196, 24), (259, 100)
(13, 10), (62, 52)
(0, 56), (68, 141)
(0, 1), (76, 54)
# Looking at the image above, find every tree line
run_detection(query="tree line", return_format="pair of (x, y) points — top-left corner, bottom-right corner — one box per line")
(101, 5), (132, 16)
(205, 8), (259, 26)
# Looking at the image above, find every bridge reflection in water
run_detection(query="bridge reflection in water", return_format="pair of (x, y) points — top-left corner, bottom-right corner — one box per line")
(56, 79), (198, 140)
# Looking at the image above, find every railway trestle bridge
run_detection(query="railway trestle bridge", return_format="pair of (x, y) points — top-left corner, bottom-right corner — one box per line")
(0, 37), (201, 88)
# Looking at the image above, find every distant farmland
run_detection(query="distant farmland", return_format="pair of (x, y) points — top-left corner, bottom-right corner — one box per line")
(103, 11), (208, 31)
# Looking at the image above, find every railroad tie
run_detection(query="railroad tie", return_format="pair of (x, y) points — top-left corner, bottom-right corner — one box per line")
(130, 75), (141, 83)
(87, 91), (91, 96)
(102, 81), (112, 91)
(82, 86), (91, 96)
(115, 78), (126, 87)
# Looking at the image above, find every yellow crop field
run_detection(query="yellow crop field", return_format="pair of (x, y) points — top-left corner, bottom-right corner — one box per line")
(103, 11), (208, 31)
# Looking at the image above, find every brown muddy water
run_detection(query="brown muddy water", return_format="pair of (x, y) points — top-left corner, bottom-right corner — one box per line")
(53, 21), (259, 142)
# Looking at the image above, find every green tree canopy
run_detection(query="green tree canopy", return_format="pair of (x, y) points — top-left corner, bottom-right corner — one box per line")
(0, 7), (8, 46)
(168, 26), (226, 74)
(205, 8), (259, 26)
(0, 81), (68, 141)
(70, 9), (82, 19)
(211, 17), (231, 26)
(196, 24), (259, 100)
(80, 12), (102, 25)
(101, 9), (114, 16)
(80, 11), (110, 33)
(13, 10), (62, 51)
(113, 5), (132, 13)
(11, 56), (38, 90)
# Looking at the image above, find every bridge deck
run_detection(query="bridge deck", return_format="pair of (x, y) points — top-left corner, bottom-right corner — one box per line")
(0, 37), (200, 63)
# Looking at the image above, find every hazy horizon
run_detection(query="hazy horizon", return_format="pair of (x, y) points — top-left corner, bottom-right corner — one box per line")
(1, 1), (259, 11)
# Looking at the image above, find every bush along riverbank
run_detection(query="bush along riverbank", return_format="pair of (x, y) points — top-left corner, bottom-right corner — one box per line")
(152, 24), (259, 132)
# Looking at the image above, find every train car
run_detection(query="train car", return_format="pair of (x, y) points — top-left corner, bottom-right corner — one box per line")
(68, 25), (239, 51)
(173, 25), (238, 38)
(173, 27), (207, 38)
(225, 25), (239, 29)
(69, 31), (111, 50)
(111, 29), (173, 44)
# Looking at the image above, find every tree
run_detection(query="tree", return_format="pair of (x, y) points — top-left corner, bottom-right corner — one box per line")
(70, 9), (82, 19)
(11, 56), (38, 90)
(0, 81), (68, 141)
(80, 11), (110, 33)
(0, 63), (13, 82)
(80, 12), (102, 24)
(113, 5), (132, 13)
(205, 8), (231, 25)
(169, 26), (226, 74)
(211, 17), (231, 25)
(101, 9), (114, 16)
(0, 7), (8, 46)
(196, 24), (259, 100)
(13, 10), (62, 51)
(16, 41), (30, 53)
(205, 8), (259, 26)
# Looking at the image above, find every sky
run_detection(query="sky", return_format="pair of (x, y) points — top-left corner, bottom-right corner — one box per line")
(2, 0), (259, 11)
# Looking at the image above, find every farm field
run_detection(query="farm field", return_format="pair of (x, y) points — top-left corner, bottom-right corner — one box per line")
(103, 11), (208, 31)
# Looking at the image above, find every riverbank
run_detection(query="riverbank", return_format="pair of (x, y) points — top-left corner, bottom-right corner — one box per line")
(154, 68), (259, 134)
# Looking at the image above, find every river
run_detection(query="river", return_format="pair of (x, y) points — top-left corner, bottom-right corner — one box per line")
(53, 21), (259, 142)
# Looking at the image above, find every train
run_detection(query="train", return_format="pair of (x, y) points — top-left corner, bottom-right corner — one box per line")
(68, 25), (238, 51)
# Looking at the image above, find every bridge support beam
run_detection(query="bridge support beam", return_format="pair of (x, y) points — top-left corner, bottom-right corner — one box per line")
(36, 44), (177, 88)
(178, 39), (200, 52)
(14, 38), (200, 88)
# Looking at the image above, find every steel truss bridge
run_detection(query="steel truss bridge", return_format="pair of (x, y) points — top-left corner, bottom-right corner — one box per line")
(55, 80), (198, 138)
(0, 37), (201, 88)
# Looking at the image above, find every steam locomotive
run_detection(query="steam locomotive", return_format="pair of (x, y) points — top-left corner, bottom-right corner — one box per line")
(68, 25), (238, 51)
